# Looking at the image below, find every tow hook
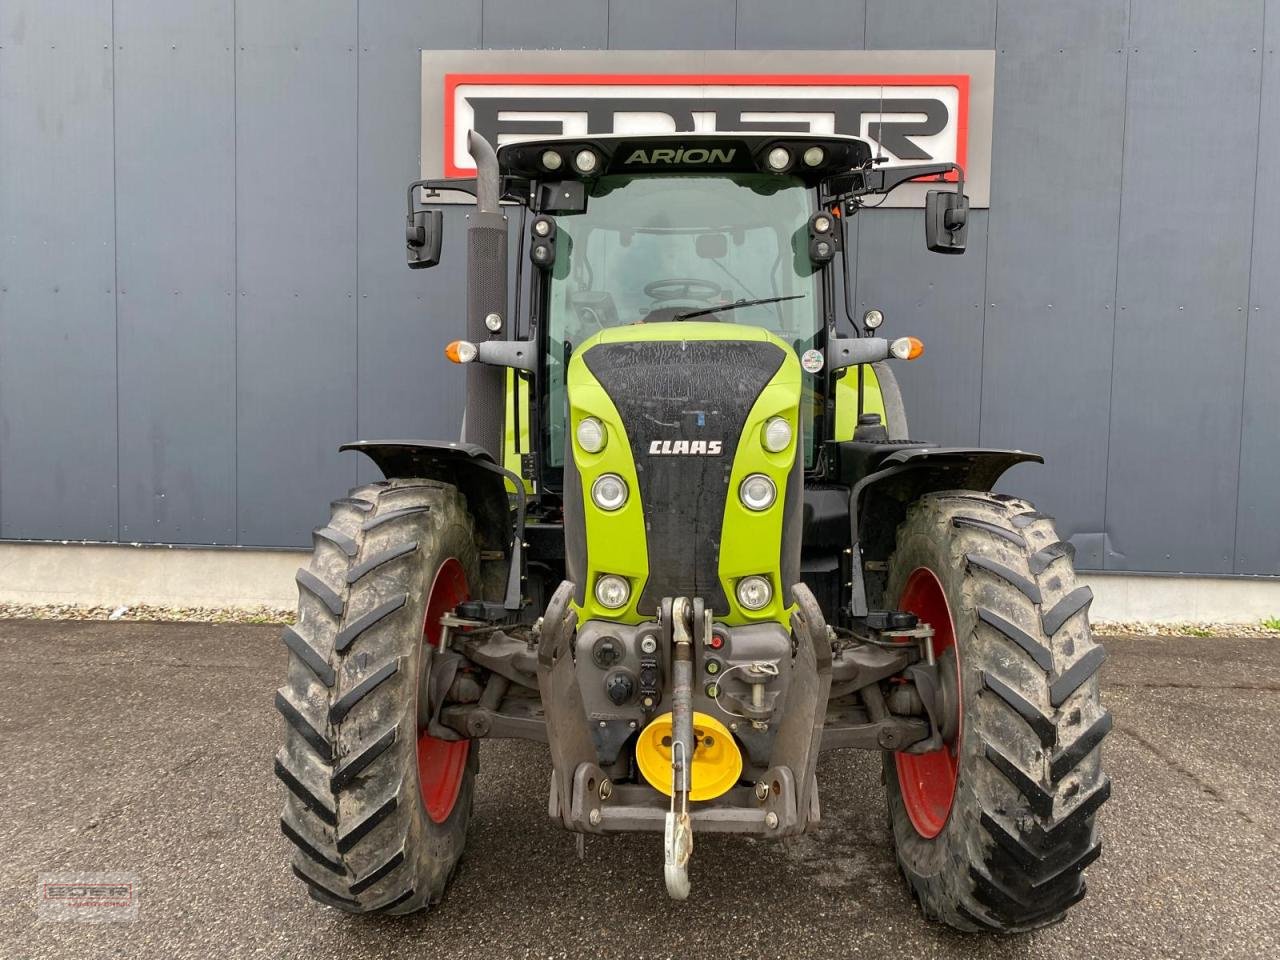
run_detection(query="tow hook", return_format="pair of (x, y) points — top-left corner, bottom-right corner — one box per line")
(664, 597), (696, 900)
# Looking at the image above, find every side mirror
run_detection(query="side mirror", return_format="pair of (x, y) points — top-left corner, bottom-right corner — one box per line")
(924, 190), (968, 254)
(406, 209), (443, 269)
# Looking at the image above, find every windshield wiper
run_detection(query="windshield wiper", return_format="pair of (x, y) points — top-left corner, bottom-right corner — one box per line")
(674, 294), (805, 322)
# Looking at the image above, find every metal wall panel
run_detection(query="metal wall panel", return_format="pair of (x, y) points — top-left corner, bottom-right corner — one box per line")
(980, 0), (1129, 569)
(853, 211), (989, 447)
(735, 0), (865, 50)
(1105, 2), (1264, 572)
(1, 0), (1277, 575)
(865, 0), (996, 49)
(483, 0), (608, 49)
(607, 0), (735, 49)
(234, 0), (359, 546)
(114, 0), (236, 544)
(1234, 6), (1280, 574)
(1129, 0), (1263, 48)
(0, 1), (118, 541)
(992, 0), (1129, 51)
(354, 3), (480, 486)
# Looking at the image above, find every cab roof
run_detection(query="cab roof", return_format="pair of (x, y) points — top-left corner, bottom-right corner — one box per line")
(496, 132), (874, 187)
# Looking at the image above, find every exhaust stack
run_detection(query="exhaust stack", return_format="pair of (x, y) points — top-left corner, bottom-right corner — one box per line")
(463, 131), (508, 460)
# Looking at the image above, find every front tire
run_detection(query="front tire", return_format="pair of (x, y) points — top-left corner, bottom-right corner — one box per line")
(883, 491), (1110, 932)
(276, 479), (480, 914)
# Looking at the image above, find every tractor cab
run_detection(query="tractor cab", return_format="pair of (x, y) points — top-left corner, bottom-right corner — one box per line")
(406, 132), (968, 492)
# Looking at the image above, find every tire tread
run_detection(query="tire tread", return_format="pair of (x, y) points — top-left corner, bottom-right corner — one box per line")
(883, 490), (1109, 932)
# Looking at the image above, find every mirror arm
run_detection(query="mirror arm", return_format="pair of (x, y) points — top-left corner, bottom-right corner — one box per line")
(405, 176), (532, 215)
(407, 177), (478, 213)
(835, 162), (965, 210)
(475, 339), (536, 373)
(827, 337), (891, 374)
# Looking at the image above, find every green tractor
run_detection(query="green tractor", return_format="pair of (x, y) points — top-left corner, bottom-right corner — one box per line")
(275, 130), (1110, 931)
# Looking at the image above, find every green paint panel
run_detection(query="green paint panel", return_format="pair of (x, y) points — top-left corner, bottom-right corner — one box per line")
(566, 321), (801, 626)
(833, 365), (887, 440)
(566, 346), (651, 624)
(503, 368), (535, 494)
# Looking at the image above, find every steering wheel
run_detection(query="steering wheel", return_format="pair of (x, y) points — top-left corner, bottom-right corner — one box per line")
(643, 278), (722, 302)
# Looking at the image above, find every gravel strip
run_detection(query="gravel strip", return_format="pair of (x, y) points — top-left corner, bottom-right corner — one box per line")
(0, 602), (294, 625)
(1094, 620), (1280, 639)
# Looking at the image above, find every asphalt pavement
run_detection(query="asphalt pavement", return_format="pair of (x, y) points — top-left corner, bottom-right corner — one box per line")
(1, 619), (1277, 959)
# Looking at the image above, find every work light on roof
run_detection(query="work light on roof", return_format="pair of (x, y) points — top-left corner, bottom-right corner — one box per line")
(766, 147), (791, 172)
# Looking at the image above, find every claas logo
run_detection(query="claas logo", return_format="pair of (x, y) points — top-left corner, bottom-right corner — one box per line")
(649, 439), (724, 455)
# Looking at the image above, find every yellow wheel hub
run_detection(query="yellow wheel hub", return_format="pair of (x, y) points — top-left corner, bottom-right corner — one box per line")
(635, 711), (742, 802)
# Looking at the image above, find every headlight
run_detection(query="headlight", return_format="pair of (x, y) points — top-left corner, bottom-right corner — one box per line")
(595, 575), (631, 609)
(762, 417), (792, 453)
(577, 417), (606, 453)
(591, 473), (628, 511)
(739, 473), (777, 511)
(736, 576), (773, 611)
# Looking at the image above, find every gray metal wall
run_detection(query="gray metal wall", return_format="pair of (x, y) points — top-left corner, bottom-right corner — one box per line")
(1, 0), (1277, 576)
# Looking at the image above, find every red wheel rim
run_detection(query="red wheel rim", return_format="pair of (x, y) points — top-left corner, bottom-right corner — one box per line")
(894, 567), (962, 839)
(418, 557), (471, 824)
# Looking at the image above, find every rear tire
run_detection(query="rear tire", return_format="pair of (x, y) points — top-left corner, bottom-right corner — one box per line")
(883, 491), (1110, 932)
(276, 479), (480, 914)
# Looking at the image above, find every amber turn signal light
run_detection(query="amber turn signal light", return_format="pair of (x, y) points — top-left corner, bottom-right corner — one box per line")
(890, 336), (925, 361)
(445, 340), (478, 364)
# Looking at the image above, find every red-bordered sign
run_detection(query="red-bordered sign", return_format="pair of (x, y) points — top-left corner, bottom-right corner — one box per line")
(443, 72), (970, 179)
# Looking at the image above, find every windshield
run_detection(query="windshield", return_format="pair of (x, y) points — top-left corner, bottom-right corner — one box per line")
(545, 173), (822, 467)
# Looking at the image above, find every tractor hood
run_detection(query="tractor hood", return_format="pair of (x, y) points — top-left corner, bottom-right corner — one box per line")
(562, 322), (803, 625)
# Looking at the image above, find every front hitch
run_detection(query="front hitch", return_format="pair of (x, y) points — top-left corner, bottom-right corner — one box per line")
(664, 598), (696, 900)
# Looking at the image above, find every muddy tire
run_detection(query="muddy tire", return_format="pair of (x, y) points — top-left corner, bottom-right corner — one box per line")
(883, 491), (1110, 932)
(276, 479), (480, 914)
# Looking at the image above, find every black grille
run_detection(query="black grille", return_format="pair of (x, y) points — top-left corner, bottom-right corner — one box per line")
(583, 338), (786, 612)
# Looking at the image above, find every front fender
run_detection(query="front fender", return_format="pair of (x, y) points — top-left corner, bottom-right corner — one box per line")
(341, 440), (516, 562)
(826, 442), (1043, 614)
